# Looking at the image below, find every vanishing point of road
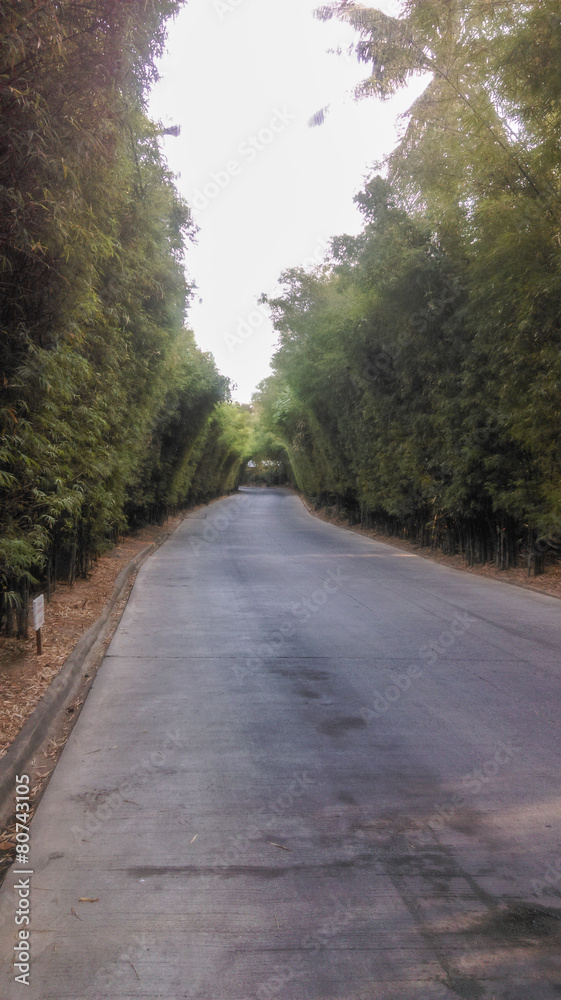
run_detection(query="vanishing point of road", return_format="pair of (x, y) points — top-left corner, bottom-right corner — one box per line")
(1, 487), (560, 999)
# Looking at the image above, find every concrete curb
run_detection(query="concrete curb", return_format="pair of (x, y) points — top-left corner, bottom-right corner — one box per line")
(0, 533), (166, 829)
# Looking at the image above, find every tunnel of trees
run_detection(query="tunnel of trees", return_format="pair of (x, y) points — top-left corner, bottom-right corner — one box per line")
(2, 0), (561, 635)
(0, 1), (252, 635)
(255, 0), (561, 576)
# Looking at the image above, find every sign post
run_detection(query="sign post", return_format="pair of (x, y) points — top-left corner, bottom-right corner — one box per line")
(33, 595), (44, 655)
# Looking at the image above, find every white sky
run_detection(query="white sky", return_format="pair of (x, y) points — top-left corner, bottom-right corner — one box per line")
(149, 0), (420, 402)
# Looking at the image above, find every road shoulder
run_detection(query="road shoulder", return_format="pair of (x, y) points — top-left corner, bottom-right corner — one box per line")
(296, 491), (561, 601)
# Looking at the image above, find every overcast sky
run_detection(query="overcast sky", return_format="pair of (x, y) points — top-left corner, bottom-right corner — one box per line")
(148, 0), (421, 402)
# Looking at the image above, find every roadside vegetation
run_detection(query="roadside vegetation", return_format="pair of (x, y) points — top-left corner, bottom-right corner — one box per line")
(255, 0), (561, 575)
(3, 0), (560, 635)
(0, 2), (251, 635)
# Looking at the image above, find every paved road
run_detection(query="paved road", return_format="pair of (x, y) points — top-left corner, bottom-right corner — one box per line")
(1, 487), (561, 999)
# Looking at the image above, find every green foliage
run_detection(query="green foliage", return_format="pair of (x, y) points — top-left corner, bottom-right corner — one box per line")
(189, 403), (255, 502)
(257, 161), (561, 570)
(0, 1), (246, 634)
(252, 0), (561, 572)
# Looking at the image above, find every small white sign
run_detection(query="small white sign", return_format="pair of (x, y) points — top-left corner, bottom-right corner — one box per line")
(33, 595), (44, 632)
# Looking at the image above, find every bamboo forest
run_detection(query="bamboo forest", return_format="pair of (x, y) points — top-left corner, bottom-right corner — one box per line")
(2, 0), (561, 636)
(256, 0), (561, 575)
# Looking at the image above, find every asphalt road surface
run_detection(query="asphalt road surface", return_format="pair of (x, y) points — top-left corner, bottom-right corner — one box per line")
(1, 487), (561, 1000)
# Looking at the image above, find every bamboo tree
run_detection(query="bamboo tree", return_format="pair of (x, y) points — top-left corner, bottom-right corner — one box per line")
(1, 0), (252, 633)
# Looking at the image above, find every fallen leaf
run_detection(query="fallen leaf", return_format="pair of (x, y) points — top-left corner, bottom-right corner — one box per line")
(70, 907), (82, 920)
(190, 834), (198, 845)
(0, 840), (15, 850)
(78, 897), (99, 903)
(267, 842), (291, 852)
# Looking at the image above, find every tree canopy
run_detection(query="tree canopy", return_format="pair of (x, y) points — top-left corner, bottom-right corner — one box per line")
(256, 0), (561, 575)
(1, 1), (250, 635)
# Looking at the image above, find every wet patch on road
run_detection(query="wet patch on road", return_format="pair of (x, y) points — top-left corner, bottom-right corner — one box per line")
(317, 716), (367, 736)
(296, 686), (321, 699)
(471, 901), (561, 941)
(337, 790), (356, 805)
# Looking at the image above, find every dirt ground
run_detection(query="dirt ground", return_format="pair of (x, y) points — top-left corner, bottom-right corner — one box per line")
(0, 513), (185, 760)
